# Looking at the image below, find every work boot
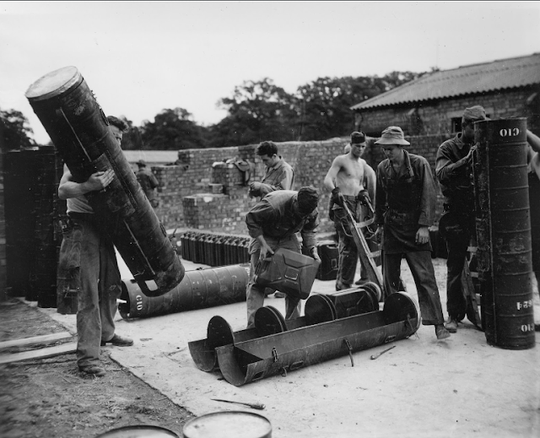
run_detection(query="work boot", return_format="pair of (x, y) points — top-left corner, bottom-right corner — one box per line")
(101, 334), (134, 347)
(444, 318), (459, 333)
(79, 364), (106, 377)
(435, 324), (451, 340)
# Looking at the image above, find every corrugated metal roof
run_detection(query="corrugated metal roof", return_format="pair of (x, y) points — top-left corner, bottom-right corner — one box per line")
(352, 53), (540, 110)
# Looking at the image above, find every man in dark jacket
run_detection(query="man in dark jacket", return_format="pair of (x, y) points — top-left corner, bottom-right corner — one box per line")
(374, 126), (450, 340)
(245, 187), (321, 328)
(435, 106), (488, 333)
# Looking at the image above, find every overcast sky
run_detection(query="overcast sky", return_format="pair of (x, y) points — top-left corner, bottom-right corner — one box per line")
(2, 1), (540, 144)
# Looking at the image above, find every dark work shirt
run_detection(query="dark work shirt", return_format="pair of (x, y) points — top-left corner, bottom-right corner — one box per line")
(435, 132), (474, 210)
(245, 190), (318, 250)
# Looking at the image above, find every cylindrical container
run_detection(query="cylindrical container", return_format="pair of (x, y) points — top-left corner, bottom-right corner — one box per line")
(25, 66), (184, 297)
(33, 146), (64, 308)
(183, 411), (272, 438)
(473, 118), (535, 349)
(4, 149), (39, 298)
(119, 264), (250, 319)
(95, 424), (178, 437)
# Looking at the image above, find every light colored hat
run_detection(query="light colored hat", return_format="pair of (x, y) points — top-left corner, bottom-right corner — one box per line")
(374, 126), (410, 146)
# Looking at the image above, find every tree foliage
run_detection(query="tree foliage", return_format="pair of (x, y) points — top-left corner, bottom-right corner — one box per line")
(208, 78), (298, 147)
(0, 108), (37, 150)
(140, 108), (208, 150)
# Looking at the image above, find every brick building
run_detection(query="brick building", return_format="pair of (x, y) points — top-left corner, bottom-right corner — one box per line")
(351, 52), (540, 137)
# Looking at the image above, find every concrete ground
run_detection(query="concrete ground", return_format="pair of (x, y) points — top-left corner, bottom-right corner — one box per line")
(39, 255), (540, 438)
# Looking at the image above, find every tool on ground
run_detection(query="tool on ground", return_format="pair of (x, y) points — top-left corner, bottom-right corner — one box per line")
(212, 398), (266, 410)
(370, 344), (396, 360)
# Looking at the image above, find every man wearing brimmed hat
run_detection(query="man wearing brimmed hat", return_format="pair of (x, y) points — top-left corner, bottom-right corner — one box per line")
(435, 106), (489, 333)
(324, 131), (376, 290)
(244, 187), (321, 328)
(135, 159), (160, 208)
(374, 126), (450, 340)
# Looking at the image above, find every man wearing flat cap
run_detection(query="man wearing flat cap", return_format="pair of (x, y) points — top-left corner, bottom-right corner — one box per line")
(435, 105), (488, 333)
(135, 159), (160, 208)
(324, 131), (376, 290)
(374, 126), (450, 340)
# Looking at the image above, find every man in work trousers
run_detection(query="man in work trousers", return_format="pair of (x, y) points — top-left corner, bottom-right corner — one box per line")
(324, 131), (376, 290)
(435, 106), (489, 333)
(57, 115), (134, 378)
(135, 159), (160, 208)
(374, 126), (450, 340)
(244, 187), (321, 328)
(248, 140), (294, 200)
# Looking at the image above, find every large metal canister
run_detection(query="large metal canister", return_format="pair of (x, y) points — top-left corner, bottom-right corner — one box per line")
(473, 118), (536, 349)
(25, 66), (184, 297)
(118, 264), (250, 319)
(183, 411), (272, 438)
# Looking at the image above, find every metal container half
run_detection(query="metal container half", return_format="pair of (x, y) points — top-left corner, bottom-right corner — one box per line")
(25, 66), (184, 297)
(473, 118), (536, 349)
(190, 291), (419, 386)
(188, 285), (381, 372)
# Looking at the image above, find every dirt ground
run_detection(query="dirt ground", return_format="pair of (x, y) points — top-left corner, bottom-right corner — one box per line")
(0, 298), (195, 438)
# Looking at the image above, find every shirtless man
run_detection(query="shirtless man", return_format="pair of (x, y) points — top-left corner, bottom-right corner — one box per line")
(324, 131), (376, 290)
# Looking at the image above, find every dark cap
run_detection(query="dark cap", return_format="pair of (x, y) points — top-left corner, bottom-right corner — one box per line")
(462, 106), (489, 122)
(136, 159), (146, 167)
(350, 131), (366, 145)
(297, 186), (319, 215)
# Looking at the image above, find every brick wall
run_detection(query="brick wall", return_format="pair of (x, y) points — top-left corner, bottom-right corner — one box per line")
(355, 88), (540, 137)
(151, 138), (348, 235)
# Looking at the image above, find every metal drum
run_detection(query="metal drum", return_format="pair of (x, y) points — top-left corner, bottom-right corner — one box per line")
(183, 411), (272, 438)
(473, 118), (535, 349)
(119, 264), (250, 319)
(95, 425), (178, 437)
(25, 66), (184, 297)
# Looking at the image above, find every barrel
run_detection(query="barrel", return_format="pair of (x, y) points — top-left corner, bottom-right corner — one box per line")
(183, 411), (272, 438)
(4, 149), (39, 298)
(118, 264), (250, 319)
(473, 118), (535, 349)
(25, 66), (184, 297)
(95, 425), (178, 437)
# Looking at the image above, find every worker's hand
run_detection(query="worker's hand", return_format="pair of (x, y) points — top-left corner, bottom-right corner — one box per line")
(309, 247), (321, 263)
(415, 226), (430, 245)
(87, 169), (115, 192)
(465, 144), (478, 163)
(356, 189), (371, 206)
(249, 181), (262, 197)
(257, 236), (274, 260)
(331, 187), (344, 207)
(372, 225), (383, 243)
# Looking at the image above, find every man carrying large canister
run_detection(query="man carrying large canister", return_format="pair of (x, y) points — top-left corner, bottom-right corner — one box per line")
(57, 116), (134, 377)
(436, 106), (488, 333)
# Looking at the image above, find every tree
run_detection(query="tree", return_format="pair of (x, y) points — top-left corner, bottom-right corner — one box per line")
(209, 78), (297, 147)
(140, 108), (208, 150)
(0, 108), (37, 150)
